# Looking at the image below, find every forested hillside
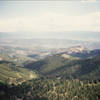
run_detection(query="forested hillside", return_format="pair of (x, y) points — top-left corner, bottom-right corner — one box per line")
(0, 79), (100, 100)
(25, 55), (100, 80)
(0, 60), (37, 84)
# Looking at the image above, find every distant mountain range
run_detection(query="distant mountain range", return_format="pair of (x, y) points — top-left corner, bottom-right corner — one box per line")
(57, 46), (100, 58)
(0, 32), (100, 49)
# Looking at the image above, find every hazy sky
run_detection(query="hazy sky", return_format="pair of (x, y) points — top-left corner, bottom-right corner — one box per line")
(0, 0), (100, 40)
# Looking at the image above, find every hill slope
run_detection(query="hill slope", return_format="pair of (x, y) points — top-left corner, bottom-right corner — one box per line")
(0, 60), (37, 84)
(25, 54), (100, 80)
(57, 46), (100, 58)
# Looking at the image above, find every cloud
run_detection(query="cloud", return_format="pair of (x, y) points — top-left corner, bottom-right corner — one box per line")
(81, 0), (96, 3)
(0, 11), (100, 32)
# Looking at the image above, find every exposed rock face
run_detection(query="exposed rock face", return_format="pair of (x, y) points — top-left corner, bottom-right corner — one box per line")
(0, 57), (3, 61)
(56, 46), (85, 54)
(67, 46), (85, 54)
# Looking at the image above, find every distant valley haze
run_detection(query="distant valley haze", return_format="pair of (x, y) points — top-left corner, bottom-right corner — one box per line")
(0, 31), (100, 41)
(0, 1), (100, 42)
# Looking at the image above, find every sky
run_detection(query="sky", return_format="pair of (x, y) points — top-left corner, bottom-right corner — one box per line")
(0, 0), (100, 40)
